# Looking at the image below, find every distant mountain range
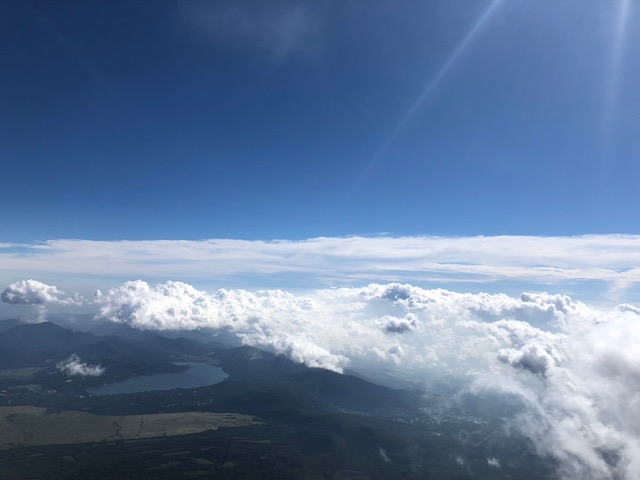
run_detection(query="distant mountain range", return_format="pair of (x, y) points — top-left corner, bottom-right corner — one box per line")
(0, 319), (552, 479)
(0, 320), (423, 418)
(0, 320), (199, 389)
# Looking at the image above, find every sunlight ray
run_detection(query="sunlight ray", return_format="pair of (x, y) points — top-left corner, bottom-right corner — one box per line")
(601, 0), (631, 165)
(357, 0), (504, 184)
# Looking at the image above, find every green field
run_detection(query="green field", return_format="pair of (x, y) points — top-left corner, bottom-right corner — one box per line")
(0, 406), (262, 448)
(0, 368), (43, 379)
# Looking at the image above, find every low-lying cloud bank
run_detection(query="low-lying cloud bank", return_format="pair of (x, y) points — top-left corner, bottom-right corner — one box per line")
(3, 277), (640, 478)
(92, 279), (640, 479)
(2, 234), (640, 301)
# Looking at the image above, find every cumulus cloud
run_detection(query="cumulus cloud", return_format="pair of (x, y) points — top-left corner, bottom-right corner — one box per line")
(56, 354), (105, 377)
(377, 313), (418, 334)
(95, 280), (223, 331)
(1, 279), (83, 322)
(95, 280), (347, 371)
(1, 279), (78, 305)
(92, 279), (640, 479)
(497, 341), (561, 376)
(93, 281), (606, 375)
(473, 310), (640, 479)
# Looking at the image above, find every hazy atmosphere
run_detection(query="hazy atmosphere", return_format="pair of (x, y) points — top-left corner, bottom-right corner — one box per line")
(2, 1), (639, 479)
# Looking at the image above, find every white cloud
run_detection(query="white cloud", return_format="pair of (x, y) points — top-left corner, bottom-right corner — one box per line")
(95, 280), (225, 331)
(377, 313), (418, 334)
(1, 279), (78, 305)
(56, 354), (105, 377)
(2, 235), (640, 303)
(1, 279), (84, 322)
(472, 308), (640, 479)
(91, 279), (640, 479)
(497, 341), (562, 376)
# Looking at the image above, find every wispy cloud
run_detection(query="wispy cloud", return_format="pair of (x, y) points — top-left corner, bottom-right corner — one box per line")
(179, 1), (323, 62)
(1, 235), (640, 302)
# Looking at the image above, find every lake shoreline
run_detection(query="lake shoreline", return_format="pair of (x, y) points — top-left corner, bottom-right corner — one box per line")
(88, 362), (229, 396)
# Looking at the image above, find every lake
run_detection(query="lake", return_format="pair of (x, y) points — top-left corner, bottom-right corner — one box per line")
(88, 363), (229, 395)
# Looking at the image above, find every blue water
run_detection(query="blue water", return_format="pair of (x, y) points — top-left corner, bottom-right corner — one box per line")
(88, 363), (228, 395)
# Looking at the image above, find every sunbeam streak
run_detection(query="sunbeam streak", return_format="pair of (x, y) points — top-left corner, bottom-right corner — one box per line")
(601, 0), (631, 166)
(357, 0), (504, 183)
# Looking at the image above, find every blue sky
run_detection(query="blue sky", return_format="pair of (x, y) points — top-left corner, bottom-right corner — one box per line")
(2, 1), (640, 304)
(2, 0), (639, 242)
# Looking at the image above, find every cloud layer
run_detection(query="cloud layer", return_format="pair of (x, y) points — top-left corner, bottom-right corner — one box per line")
(2, 235), (640, 303)
(90, 279), (640, 479)
(3, 273), (640, 477)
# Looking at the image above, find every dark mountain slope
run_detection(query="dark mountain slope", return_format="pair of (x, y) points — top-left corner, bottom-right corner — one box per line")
(0, 322), (102, 352)
(0, 318), (21, 334)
